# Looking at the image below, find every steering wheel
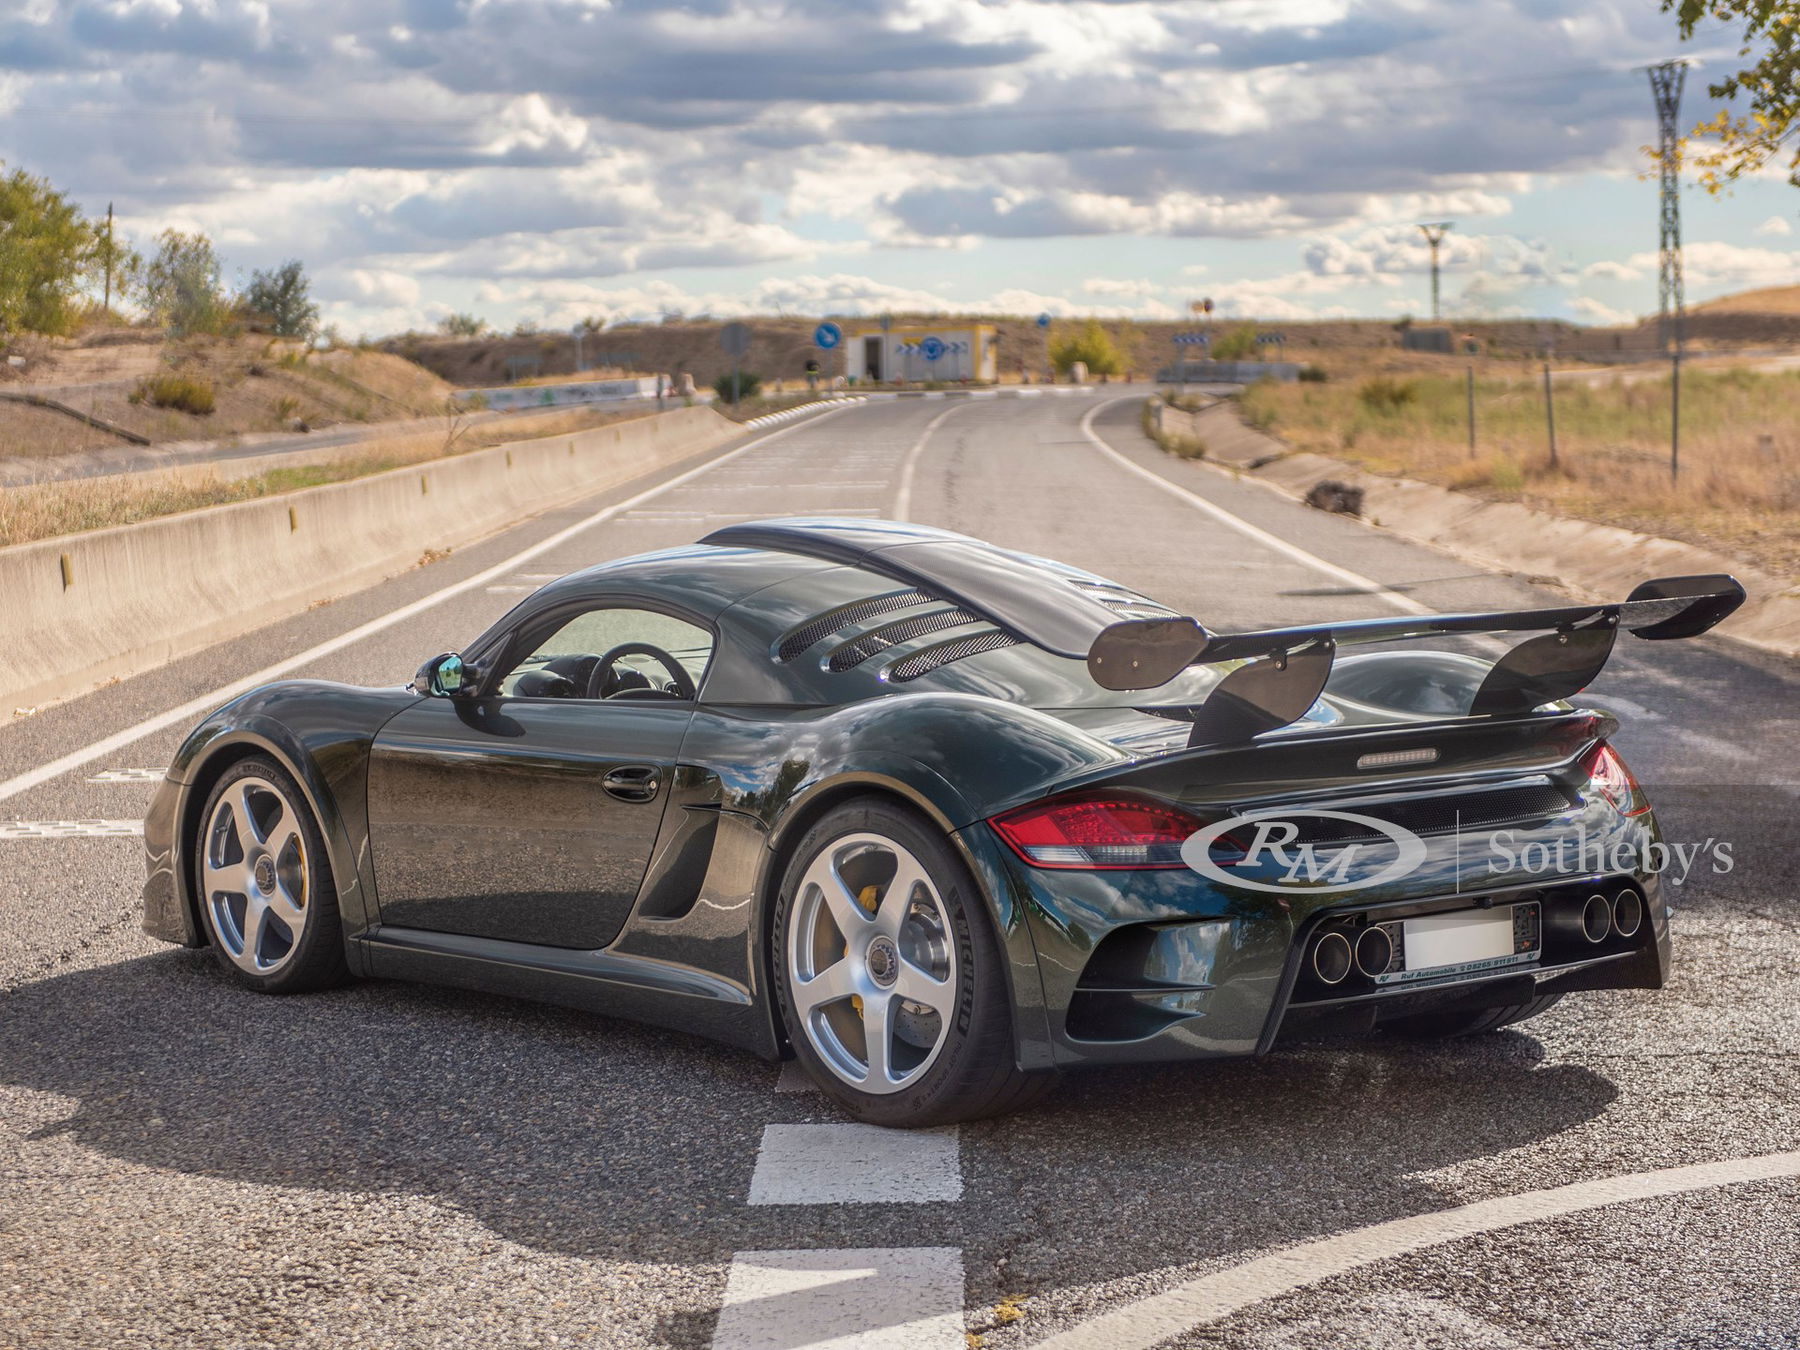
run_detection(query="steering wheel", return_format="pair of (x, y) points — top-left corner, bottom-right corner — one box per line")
(586, 642), (697, 701)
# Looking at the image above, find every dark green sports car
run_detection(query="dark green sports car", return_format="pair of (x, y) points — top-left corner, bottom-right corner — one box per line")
(141, 518), (1744, 1126)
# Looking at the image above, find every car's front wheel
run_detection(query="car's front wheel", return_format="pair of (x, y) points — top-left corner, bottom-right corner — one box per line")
(195, 756), (349, 994)
(773, 797), (1054, 1127)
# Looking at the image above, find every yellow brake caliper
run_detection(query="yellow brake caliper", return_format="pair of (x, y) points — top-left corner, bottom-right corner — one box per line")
(849, 883), (880, 1016)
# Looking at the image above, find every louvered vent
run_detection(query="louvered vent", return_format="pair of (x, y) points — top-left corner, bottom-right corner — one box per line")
(1069, 578), (1177, 619)
(827, 608), (978, 671)
(888, 631), (1022, 682)
(777, 590), (929, 662)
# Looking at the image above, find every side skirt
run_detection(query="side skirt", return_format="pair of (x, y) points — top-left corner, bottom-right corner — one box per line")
(351, 925), (780, 1058)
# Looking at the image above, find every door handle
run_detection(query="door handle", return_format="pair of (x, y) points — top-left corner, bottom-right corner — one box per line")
(602, 765), (662, 802)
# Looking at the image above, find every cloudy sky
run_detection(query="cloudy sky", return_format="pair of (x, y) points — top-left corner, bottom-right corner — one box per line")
(4, 0), (1796, 336)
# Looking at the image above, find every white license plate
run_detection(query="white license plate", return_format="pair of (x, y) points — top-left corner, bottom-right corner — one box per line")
(1375, 905), (1538, 984)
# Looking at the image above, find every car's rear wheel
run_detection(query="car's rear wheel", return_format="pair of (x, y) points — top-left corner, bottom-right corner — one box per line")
(195, 756), (349, 994)
(1382, 992), (1564, 1039)
(773, 797), (1054, 1127)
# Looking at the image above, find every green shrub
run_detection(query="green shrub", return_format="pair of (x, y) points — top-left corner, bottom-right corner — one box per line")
(1491, 460), (1525, 491)
(135, 374), (216, 415)
(1357, 376), (1417, 414)
(1210, 327), (1259, 361)
(1049, 319), (1123, 377)
(714, 370), (762, 402)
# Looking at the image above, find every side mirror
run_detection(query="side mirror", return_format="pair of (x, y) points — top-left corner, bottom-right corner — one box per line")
(413, 652), (475, 698)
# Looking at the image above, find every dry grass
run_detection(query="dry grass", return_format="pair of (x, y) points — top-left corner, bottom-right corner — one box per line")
(1239, 364), (1800, 577)
(1692, 285), (1800, 316)
(0, 403), (662, 549)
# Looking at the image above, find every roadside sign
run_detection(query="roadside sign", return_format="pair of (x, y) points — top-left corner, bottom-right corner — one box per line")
(814, 322), (842, 350)
(919, 336), (947, 362)
(1173, 333), (1210, 347)
(1203, 298), (1214, 316)
(1036, 313), (1051, 329)
(720, 322), (752, 358)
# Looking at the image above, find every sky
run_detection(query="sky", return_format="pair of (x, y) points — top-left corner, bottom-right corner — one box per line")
(3, 0), (1797, 337)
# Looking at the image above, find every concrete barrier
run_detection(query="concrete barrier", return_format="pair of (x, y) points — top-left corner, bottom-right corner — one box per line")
(2, 404), (742, 712)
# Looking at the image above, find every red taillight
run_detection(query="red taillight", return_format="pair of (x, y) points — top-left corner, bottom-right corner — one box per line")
(1582, 742), (1650, 817)
(990, 793), (1202, 869)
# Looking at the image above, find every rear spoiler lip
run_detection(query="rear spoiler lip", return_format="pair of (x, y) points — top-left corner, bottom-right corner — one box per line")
(1088, 574), (1748, 691)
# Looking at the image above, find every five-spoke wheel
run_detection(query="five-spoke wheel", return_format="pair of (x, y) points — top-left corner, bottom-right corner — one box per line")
(774, 797), (1055, 1127)
(195, 757), (348, 993)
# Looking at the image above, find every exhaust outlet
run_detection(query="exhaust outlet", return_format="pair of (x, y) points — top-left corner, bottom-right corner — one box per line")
(1354, 926), (1394, 979)
(1611, 888), (1644, 940)
(1546, 893), (1613, 946)
(1311, 931), (1353, 985)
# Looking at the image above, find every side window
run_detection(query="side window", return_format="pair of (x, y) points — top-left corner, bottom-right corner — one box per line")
(496, 607), (714, 701)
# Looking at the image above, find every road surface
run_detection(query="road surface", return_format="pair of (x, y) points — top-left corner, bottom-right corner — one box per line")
(2, 393), (1796, 1349)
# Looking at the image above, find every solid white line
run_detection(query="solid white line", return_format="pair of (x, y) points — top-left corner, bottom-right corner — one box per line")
(893, 400), (985, 522)
(748, 1123), (962, 1205)
(712, 1247), (965, 1350)
(0, 404), (869, 804)
(1034, 1150), (1800, 1350)
(1077, 397), (1433, 618)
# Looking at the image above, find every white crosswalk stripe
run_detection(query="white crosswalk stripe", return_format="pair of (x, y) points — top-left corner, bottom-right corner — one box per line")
(712, 1247), (965, 1350)
(748, 1123), (961, 1205)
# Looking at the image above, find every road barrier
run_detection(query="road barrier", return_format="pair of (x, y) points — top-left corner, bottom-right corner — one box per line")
(2, 404), (742, 713)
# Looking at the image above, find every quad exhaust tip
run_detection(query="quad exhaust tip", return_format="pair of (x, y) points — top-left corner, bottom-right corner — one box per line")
(1354, 926), (1394, 979)
(1311, 931), (1353, 985)
(1581, 893), (1613, 944)
(1611, 887), (1644, 940)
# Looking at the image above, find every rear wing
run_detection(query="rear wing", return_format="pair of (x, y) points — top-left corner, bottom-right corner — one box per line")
(1094, 574), (1745, 746)
(697, 519), (1744, 744)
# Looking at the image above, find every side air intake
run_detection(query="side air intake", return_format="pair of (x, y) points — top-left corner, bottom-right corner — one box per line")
(827, 608), (979, 671)
(776, 590), (930, 662)
(888, 631), (1021, 682)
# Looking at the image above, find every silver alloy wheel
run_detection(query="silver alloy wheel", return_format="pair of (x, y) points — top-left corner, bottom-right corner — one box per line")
(201, 775), (310, 975)
(787, 831), (958, 1094)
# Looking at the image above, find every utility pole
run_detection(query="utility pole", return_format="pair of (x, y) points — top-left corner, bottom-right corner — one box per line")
(103, 203), (114, 314)
(1648, 60), (1687, 482)
(1417, 222), (1453, 322)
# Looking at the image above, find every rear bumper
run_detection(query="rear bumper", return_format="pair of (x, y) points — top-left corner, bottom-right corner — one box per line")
(958, 807), (1674, 1071)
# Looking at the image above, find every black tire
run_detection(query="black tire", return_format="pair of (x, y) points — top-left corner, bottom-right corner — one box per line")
(772, 796), (1056, 1127)
(193, 756), (350, 995)
(1382, 992), (1564, 1040)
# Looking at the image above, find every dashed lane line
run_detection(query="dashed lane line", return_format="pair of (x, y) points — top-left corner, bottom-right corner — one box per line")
(1033, 1149), (1800, 1350)
(1, 820), (143, 838)
(748, 1123), (962, 1205)
(0, 402), (870, 806)
(712, 1247), (966, 1350)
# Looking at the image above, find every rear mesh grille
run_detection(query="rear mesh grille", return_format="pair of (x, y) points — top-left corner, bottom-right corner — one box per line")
(1070, 578), (1177, 618)
(1255, 785), (1575, 844)
(888, 631), (1022, 682)
(777, 590), (929, 662)
(827, 608), (978, 671)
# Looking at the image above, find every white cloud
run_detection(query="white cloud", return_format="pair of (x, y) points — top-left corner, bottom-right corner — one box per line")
(1755, 216), (1793, 238)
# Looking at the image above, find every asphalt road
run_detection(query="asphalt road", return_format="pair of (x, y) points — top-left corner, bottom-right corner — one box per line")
(2, 391), (1796, 1350)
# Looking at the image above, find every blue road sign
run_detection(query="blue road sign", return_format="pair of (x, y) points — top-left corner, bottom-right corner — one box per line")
(1036, 313), (1051, 329)
(814, 322), (843, 350)
(919, 336), (947, 362)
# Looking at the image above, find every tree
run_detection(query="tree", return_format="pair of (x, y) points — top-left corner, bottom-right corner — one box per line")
(1210, 326), (1260, 360)
(242, 259), (319, 338)
(1664, 1), (1800, 189)
(0, 166), (100, 336)
(439, 312), (486, 337)
(139, 230), (229, 335)
(1048, 319), (1123, 377)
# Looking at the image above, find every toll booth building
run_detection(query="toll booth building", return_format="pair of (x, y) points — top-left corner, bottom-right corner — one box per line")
(847, 324), (998, 384)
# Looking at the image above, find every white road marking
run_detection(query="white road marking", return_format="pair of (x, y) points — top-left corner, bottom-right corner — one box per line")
(1034, 1149), (1800, 1350)
(893, 400), (985, 522)
(483, 585), (540, 594)
(711, 1247), (965, 1350)
(0, 403), (869, 805)
(748, 1123), (962, 1205)
(775, 1060), (819, 1093)
(1, 819), (143, 838)
(1078, 398), (1433, 618)
(86, 768), (167, 783)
